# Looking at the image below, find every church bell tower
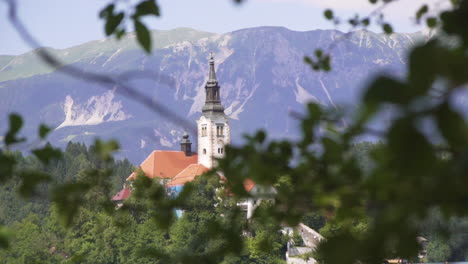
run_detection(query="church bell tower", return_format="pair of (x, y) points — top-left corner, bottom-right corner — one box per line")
(197, 53), (230, 168)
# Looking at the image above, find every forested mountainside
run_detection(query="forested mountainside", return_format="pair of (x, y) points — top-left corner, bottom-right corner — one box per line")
(0, 142), (133, 227)
(0, 26), (445, 164)
(1, 141), (467, 263)
(0, 141), (291, 263)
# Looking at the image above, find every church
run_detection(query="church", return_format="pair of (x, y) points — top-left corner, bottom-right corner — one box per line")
(112, 53), (258, 217)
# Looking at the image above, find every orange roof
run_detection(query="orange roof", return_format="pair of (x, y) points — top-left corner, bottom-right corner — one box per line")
(243, 179), (256, 193)
(112, 188), (131, 201)
(127, 151), (198, 180)
(224, 178), (257, 196)
(167, 164), (209, 187)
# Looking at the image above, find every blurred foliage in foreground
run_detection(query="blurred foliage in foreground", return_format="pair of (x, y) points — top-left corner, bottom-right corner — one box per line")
(0, 142), (290, 263)
(1, 0), (468, 263)
(1, 141), (468, 263)
(215, 1), (468, 263)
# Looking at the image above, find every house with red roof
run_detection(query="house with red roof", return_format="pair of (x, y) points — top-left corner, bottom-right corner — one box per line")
(112, 53), (259, 218)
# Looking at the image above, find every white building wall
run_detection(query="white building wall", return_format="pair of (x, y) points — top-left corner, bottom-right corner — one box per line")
(197, 116), (213, 168)
(197, 114), (230, 169)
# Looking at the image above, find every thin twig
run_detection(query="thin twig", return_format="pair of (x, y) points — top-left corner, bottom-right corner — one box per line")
(4, 0), (196, 135)
(325, 0), (398, 54)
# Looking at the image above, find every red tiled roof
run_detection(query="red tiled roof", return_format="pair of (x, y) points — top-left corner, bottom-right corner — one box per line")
(126, 151), (198, 181)
(224, 178), (257, 196)
(243, 179), (256, 193)
(127, 172), (136, 180)
(167, 164), (209, 187)
(112, 188), (131, 201)
(122, 149), (255, 195)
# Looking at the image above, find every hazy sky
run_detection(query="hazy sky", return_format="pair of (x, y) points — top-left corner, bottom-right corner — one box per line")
(0, 0), (448, 55)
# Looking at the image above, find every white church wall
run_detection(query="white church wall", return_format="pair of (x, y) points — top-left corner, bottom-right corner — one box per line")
(197, 114), (230, 169)
(197, 115), (213, 168)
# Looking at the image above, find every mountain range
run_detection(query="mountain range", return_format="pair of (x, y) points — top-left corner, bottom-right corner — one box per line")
(0, 26), (444, 163)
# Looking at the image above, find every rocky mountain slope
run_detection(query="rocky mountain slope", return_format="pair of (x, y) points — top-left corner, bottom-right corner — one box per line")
(0, 27), (436, 163)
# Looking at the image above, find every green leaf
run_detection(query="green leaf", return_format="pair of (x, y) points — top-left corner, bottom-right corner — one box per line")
(38, 124), (51, 139)
(416, 5), (429, 21)
(254, 130), (266, 144)
(315, 49), (323, 58)
(4, 113), (25, 146)
(94, 139), (120, 161)
(426, 17), (437, 28)
(363, 76), (409, 105)
(322, 137), (343, 163)
(52, 182), (91, 227)
(324, 9), (334, 20)
(17, 170), (52, 198)
(8, 114), (22, 133)
(387, 117), (436, 176)
(99, 4), (115, 19)
(436, 102), (468, 149)
(383, 23), (393, 34)
(322, 55), (331, 72)
(105, 12), (124, 36)
(0, 152), (16, 183)
(0, 226), (11, 249)
(32, 144), (62, 165)
(115, 28), (126, 39)
(361, 18), (370, 26)
(304, 56), (313, 65)
(134, 20), (152, 53)
(408, 41), (438, 95)
(440, 3), (468, 44)
(135, 0), (160, 17)
(348, 18), (358, 27)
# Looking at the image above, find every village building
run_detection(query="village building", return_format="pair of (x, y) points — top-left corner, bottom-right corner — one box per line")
(110, 53), (436, 264)
(112, 53), (259, 217)
(110, 53), (329, 264)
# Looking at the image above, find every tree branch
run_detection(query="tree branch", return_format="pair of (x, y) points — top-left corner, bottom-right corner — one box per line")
(4, 0), (196, 135)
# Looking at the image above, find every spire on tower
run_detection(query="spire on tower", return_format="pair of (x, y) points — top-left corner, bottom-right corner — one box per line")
(208, 52), (217, 82)
(202, 52), (224, 113)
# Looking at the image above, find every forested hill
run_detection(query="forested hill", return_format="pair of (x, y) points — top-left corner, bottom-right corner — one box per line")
(0, 141), (292, 263)
(1, 141), (468, 263)
(1, 26), (453, 164)
(0, 142), (133, 227)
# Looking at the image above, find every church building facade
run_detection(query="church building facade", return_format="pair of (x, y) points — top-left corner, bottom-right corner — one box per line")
(197, 53), (231, 169)
(112, 53), (256, 216)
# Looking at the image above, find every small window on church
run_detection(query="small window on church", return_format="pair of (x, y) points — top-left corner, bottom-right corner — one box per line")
(203, 148), (207, 155)
(201, 125), (207, 137)
(216, 125), (224, 137)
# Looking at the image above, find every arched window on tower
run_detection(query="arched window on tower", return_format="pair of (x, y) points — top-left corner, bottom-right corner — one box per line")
(216, 124), (224, 137)
(201, 125), (207, 137)
(203, 149), (207, 155)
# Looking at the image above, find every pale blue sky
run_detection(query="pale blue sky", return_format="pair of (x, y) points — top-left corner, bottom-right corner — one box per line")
(0, 0), (447, 55)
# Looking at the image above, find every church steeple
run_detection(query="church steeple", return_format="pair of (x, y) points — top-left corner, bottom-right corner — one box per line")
(208, 53), (217, 82)
(197, 52), (230, 169)
(202, 52), (224, 113)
